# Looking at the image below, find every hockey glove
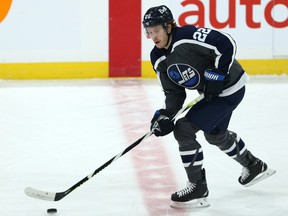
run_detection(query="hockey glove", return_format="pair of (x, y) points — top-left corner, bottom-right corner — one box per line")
(150, 109), (175, 137)
(203, 68), (225, 102)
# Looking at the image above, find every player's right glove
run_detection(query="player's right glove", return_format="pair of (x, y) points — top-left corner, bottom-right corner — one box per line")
(150, 109), (174, 137)
(203, 68), (225, 102)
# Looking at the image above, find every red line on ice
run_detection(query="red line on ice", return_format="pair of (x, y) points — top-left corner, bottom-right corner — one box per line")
(112, 80), (187, 215)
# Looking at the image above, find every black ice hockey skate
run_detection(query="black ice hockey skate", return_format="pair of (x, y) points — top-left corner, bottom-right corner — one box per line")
(170, 169), (210, 209)
(238, 158), (276, 187)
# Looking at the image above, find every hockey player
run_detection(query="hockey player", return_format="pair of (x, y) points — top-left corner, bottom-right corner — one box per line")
(143, 5), (276, 208)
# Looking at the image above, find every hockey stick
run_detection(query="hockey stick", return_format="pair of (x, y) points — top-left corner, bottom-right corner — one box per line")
(25, 94), (204, 201)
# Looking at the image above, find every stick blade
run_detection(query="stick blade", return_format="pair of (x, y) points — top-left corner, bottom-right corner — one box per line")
(25, 187), (56, 201)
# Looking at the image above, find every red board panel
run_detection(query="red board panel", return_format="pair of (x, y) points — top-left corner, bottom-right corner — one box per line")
(109, 0), (141, 77)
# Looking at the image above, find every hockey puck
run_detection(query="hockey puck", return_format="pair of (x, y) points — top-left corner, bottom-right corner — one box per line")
(47, 208), (57, 214)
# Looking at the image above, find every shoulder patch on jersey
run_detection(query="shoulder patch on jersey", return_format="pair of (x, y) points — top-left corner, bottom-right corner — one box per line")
(167, 63), (200, 89)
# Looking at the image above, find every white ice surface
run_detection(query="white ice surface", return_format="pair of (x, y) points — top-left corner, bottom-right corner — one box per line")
(0, 76), (287, 216)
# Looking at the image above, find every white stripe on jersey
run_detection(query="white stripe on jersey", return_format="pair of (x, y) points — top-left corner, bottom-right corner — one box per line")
(171, 30), (237, 74)
(219, 31), (237, 73)
(220, 72), (249, 97)
(154, 55), (166, 71)
(171, 39), (222, 69)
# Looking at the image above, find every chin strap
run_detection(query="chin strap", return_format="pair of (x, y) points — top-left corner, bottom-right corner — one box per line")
(164, 33), (171, 47)
(163, 22), (173, 48)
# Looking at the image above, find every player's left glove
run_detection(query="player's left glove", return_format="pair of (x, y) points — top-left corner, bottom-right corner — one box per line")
(203, 68), (225, 102)
(150, 109), (174, 137)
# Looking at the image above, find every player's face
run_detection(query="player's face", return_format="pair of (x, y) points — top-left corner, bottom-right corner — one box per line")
(146, 25), (169, 49)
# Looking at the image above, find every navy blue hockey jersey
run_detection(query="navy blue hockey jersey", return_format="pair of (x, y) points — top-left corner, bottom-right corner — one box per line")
(150, 25), (248, 113)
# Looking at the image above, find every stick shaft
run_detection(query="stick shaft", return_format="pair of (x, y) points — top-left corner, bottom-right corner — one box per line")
(25, 94), (204, 201)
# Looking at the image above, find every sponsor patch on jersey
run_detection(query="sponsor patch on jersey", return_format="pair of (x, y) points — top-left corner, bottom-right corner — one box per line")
(167, 63), (200, 89)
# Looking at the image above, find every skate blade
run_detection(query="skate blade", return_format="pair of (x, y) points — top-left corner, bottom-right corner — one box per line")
(170, 197), (210, 209)
(244, 167), (276, 187)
